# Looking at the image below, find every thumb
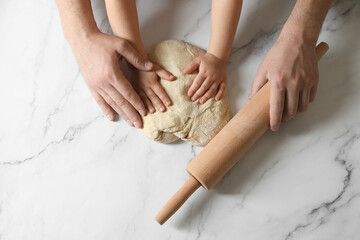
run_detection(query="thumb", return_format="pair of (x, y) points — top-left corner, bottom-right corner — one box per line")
(182, 58), (201, 74)
(116, 38), (153, 71)
(155, 65), (175, 81)
(249, 68), (267, 99)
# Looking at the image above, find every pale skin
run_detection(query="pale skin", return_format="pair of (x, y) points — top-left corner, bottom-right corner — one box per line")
(56, 0), (173, 128)
(105, 0), (175, 115)
(106, 0), (243, 111)
(184, 0), (243, 104)
(249, 0), (334, 131)
(57, 0), (333, 132)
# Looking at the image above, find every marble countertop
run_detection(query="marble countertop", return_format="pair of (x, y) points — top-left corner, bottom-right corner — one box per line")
(1, 0), (360, 239)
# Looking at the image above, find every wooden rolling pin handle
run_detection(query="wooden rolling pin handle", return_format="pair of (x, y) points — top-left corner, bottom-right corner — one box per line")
(155, 176), (201, 225)
(155, 42), (329, 225)
(315, 42), (330, 60)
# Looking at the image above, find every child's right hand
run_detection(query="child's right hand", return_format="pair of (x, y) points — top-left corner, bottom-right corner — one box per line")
(131, 66), (175, 115)
(182, 53), (227, 104)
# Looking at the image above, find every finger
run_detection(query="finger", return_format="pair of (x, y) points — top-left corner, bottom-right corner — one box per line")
(270, 81), (285, 131)
(112, 70), (147, 116)
(146, 88), (166, 112)
(116, 38), (153, 71)
(117, 107), (135, 127)
(215, 82), (226, 101)
(99, 89), (133, 127)
(154, 65), (175, 81)
(139, 91), (155, 113)
(182, 58), (201, 74)
(298, 87), (311, 112)
(187, 73), (206, 98)
(191, 78), (213, 102)
(199, 83), (218, 104)
(309, 82), (318, 102)
(152, 81), (172, 106)
(106, 85), (143, 128)
(116, 105), (134, 127)
(283, 86), (299, 122)
(90, 90), (115, 121)
(249, 68), (267, 99)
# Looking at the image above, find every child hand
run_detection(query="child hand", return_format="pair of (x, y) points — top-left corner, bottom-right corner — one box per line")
(131, 65), (175, 113)
(183, 53), (227, 104)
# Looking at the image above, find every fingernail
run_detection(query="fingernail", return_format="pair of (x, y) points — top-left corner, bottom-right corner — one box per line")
(166, 101), (171, 106)
(145, 62), (153, 70)
(134, 121), (140, 128)
(127, 120), (133, 127)
(107, 114), (113, 121)
(140, 110), (146, 116)
(160, 106), (165, 112)
(272, 126), (279, 132)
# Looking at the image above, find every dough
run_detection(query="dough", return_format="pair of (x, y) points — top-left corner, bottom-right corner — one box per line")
(141, 40), (232, 147)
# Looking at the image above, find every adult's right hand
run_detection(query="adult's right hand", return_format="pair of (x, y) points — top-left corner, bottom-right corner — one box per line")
(71, 31), (154, 128)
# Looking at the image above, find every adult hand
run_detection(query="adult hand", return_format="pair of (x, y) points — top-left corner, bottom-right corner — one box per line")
(249, 37), (319, 131)
(71, 30), (154, 128)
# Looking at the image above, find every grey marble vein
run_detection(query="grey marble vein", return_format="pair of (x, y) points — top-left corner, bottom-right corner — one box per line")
(0, 0), (359, 239)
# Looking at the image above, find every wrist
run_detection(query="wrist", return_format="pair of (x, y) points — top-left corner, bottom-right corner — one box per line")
(278, 24), (318, 48)
(278, 7), (322, 48)
(206, 50), (228, 63)
(205, 51), (226, 64)
(65, 24), (100, 48)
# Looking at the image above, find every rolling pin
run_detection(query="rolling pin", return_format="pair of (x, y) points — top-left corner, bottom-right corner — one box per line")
(155, 42), (329, 225)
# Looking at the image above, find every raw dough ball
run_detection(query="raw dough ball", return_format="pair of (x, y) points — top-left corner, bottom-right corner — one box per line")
(141, 40), (232, 147)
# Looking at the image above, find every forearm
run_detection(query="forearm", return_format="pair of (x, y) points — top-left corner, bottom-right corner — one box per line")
(279, 0), (334, 46)
(207, 0), (242, 61)
(105, 0), (147, 58)
(56, 0), (99, 46)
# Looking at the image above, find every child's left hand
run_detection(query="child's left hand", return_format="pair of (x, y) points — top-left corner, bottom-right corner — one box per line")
(130, 65), (175, 114)
(183, 53), (227, 104)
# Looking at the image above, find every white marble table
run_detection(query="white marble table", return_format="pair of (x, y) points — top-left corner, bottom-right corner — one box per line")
(1, 0), (360, 239)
